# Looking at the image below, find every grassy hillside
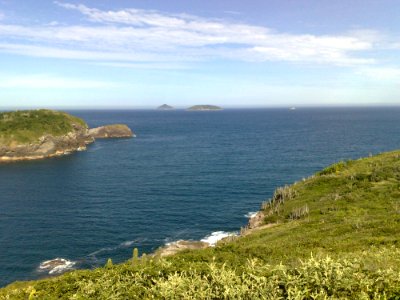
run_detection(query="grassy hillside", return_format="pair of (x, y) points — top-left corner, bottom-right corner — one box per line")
(0, 110), (87, 146)
(2, 151), (400, 299)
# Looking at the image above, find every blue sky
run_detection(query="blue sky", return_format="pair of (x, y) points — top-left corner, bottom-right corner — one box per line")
(1, 0), (400, 108)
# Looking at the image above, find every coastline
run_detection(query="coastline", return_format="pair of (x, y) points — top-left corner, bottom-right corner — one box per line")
(35, 211), (266, 276)
(153, 211), (267, 257)
(0, 124), (133, 163)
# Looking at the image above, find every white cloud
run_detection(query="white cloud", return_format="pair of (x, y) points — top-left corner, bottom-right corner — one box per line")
(356, 67), (400, 80)
(93, 62), (191, 70)
(0, 2), (378, 65)
(0, 74), (120, 89)
(0, 43), (162, 61)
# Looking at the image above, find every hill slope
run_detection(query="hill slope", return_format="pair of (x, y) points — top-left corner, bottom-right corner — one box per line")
(0, 109), (87, 146)
(2, 151), (400, 298)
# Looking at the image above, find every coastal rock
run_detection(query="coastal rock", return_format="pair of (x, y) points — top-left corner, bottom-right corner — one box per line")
(88, 124), (134, 139)
(248, 211), (265, 229)
(155, 240), (209, 257)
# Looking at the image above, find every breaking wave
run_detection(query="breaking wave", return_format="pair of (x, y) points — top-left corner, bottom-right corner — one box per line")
(38, 258), (76, 275)
(200, 231), (238, 246)
(245, 211), (258, 218)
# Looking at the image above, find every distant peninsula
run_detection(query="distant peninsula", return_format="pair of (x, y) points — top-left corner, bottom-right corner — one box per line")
(0, 109), (134, 162)
(157, 104), (174, 110)
(187, 105), (222, 111)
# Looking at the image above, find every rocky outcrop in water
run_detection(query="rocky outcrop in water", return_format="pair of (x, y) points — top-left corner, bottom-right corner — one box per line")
(88, 124), (134, 139)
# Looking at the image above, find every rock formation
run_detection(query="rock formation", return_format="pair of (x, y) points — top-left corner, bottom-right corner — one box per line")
(88, 124), (134, 139)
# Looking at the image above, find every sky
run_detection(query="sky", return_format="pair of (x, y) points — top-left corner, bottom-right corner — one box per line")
(1, 0), (400, 108)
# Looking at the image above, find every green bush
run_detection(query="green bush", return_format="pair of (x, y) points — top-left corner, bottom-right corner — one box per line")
(2, 249), (400, 299)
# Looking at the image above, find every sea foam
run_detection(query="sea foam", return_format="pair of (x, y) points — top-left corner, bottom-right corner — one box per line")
(245, 211), (258, 218)
(201, 231), (238, 246)
(38, 258), (76, 275)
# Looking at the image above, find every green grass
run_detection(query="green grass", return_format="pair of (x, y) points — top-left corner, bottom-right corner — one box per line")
(0, 109), (87, 146)
(2, 150), (400, 299)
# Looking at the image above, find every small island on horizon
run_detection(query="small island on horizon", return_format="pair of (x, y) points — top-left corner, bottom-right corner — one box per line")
(187, 105), (222, 111)
(157, 104), (174, 110)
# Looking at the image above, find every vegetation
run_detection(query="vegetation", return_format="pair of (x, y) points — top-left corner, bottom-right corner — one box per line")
(2, 150), (400, 299)
(0, 110), (87, 146)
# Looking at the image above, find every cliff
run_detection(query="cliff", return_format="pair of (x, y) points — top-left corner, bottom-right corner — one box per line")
(0, 110), (133, 162)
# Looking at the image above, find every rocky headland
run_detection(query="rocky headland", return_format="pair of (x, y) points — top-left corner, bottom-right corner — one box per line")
(0, 110), (134, 162)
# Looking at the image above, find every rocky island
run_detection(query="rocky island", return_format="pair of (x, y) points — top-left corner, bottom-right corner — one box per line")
(187, 105), (222, 111)
(0, 109), (134, 162)
(157, 104), (174, 110)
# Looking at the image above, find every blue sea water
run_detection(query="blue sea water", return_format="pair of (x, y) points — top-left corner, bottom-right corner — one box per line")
(1, 107), (400, 287)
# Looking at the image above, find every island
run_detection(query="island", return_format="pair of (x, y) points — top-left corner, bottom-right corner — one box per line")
(187, 105), (222, 111)
(1, 150), (399, 298)
(157, 104), (174, 110)
(0, 109), (134, 162)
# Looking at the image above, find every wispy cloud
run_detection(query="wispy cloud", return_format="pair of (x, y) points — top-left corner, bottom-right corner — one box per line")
(0, 74), (120, 89)
(0, 2), (380, 66)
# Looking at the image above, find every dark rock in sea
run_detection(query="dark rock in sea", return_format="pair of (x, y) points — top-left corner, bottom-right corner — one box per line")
(157, 104), (174, 110)
(88, 124), (134, 139)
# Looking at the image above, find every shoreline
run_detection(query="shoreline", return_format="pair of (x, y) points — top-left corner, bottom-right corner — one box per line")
(33, 211), (267, 278)
(151, 211), (267, 257)
(0, 146), (88, 163)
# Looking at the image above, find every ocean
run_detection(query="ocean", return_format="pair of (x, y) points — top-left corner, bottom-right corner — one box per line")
(1, 107), (400, 287)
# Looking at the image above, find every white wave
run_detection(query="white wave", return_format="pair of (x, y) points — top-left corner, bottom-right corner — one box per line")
(38, 258), (76, 275)
(120, 240), (136, 247)
(201, 231), (238, 246)
(87, 239), (146, 259)
(245, 211), (258, 218)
